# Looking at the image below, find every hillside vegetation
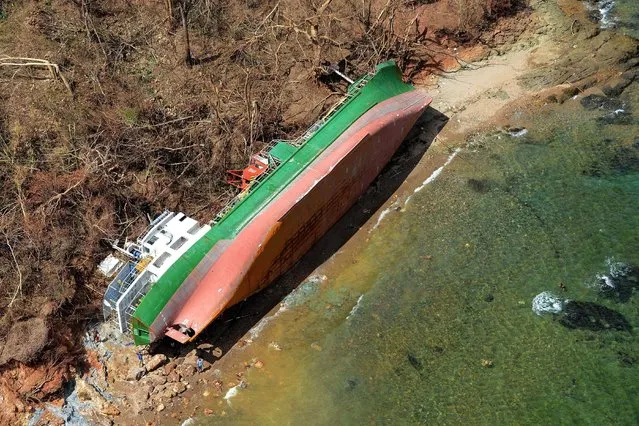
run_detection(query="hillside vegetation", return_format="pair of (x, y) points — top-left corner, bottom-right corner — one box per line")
(0, 0), (525, 386)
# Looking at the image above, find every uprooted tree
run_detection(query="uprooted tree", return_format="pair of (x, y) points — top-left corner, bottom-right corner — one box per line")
(0, 0), (524, 373)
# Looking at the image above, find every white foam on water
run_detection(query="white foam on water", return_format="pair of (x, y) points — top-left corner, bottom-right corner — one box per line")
(508, 128), (528, 137)
(606, 257), (631, 277)
(370, 201), (399, 231)
(587, 257), (632, 289)
(585, 0), (618, 29)
(247, 304), (288, 340)
(224, 385), (240, 405)
(370, 148), (461, 229)
(597, 273), (615, 288)
(346, 295), (364, 320)
(532, 291), (566, 315)
(413, 148), (461, 195)
(598, 0), (618, 28)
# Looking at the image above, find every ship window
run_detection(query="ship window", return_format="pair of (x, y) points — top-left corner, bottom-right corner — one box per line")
(153, 252), (171, 268)
(147, 235), (158, 245)
(170, 237), (187, 250)
(179, 215), (187, 222)
(187, 223), (202, 235)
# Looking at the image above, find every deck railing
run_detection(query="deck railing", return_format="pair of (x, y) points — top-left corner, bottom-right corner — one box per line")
(210, 73), (372, 225)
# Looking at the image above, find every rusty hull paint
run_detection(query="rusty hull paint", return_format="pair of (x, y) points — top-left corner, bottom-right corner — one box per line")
(155, 90), (432, 341)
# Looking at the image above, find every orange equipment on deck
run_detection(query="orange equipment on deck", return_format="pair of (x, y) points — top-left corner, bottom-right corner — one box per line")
(226, 154), (269, 190)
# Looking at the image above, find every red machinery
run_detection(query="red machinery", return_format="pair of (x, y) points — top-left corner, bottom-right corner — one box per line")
(226, 154), (269, 190)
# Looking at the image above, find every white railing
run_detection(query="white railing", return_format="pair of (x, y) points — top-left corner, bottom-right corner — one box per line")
(210, 73), (372, 225)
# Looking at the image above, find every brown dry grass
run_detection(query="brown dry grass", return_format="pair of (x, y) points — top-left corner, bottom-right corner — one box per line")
(0, 0), (525, 365)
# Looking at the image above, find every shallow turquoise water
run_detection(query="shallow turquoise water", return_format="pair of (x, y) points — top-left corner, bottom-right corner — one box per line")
(614, 0), (639, 40)
(210, 80), (639, 424)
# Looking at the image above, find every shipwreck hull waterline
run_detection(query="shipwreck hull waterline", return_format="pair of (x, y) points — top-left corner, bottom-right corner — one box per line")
(152, 90), (432, 343)
(107, 62), (433, 345)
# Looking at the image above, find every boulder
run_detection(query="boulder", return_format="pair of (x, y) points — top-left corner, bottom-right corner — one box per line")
(602, 77), (633, 97)
(197, 343), (215, 351)
(142, 374), (167, 388)
(580, 94), (624, 111)
(162, 381), (187, 399)
(167, 370), (181, 383)
(104, 347), (139, 382)
(183, 350), (199, 366)
(177, 363), (196, 378)
(126, 384), (151, 415)
(597, 110), (633, 125)
(127, 366), (147, 381)
(621, 68), (639, 81)
(75, 378), (105, 404)
(0, 318), (49, 365)
(100, 404), (120, 417)
(163, 361), (177, 375)
(146, 354), (167, 373)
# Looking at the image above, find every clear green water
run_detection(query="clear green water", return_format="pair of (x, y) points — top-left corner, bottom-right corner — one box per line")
(208, 83), (639, 424)
(614, 0), (639, 40)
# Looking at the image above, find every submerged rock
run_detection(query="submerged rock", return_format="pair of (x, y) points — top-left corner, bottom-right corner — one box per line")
(481, 359), (494, 368)
(580, 94), (624, 111)
(506, 127), (528, 137)
(468, 178), (492, 194)
(597, 109), (634, 125)
(594, 260), (639, 302)
(346, 379), (357, 391)
(559, 301), (631, 332)
(602, 77), (633, 97)
(617, 351), (637, 367)
(407, 353), (423, 371)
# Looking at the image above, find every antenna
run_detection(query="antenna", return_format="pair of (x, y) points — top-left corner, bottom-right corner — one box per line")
(325, 64), (354, 84)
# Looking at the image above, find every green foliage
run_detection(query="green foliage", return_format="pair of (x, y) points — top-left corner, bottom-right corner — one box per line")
(120, 108), (140, 127)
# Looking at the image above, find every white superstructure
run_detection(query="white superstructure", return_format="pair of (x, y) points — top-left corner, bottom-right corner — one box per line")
(102, 211), (210, 333)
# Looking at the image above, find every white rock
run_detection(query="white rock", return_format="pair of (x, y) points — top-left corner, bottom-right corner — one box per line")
(532, 291), (565, 315)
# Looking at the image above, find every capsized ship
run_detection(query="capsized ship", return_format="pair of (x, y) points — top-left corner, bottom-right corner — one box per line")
(100, 62), (432, 345)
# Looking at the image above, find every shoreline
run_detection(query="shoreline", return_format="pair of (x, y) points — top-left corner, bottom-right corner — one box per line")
(10, 0), (639, 423)
(167, 1), (636, 423)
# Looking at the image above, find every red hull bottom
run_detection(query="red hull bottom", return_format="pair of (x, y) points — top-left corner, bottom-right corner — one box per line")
(159, 90), (432, 343)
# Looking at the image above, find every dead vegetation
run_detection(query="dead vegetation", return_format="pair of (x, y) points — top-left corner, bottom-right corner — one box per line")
(0, 0), (525, 384)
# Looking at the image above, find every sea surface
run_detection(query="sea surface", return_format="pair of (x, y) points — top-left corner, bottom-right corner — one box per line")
(615, 0), (639, 39)
(207, 33), (639, 426)
(589, 0), (639, 39)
